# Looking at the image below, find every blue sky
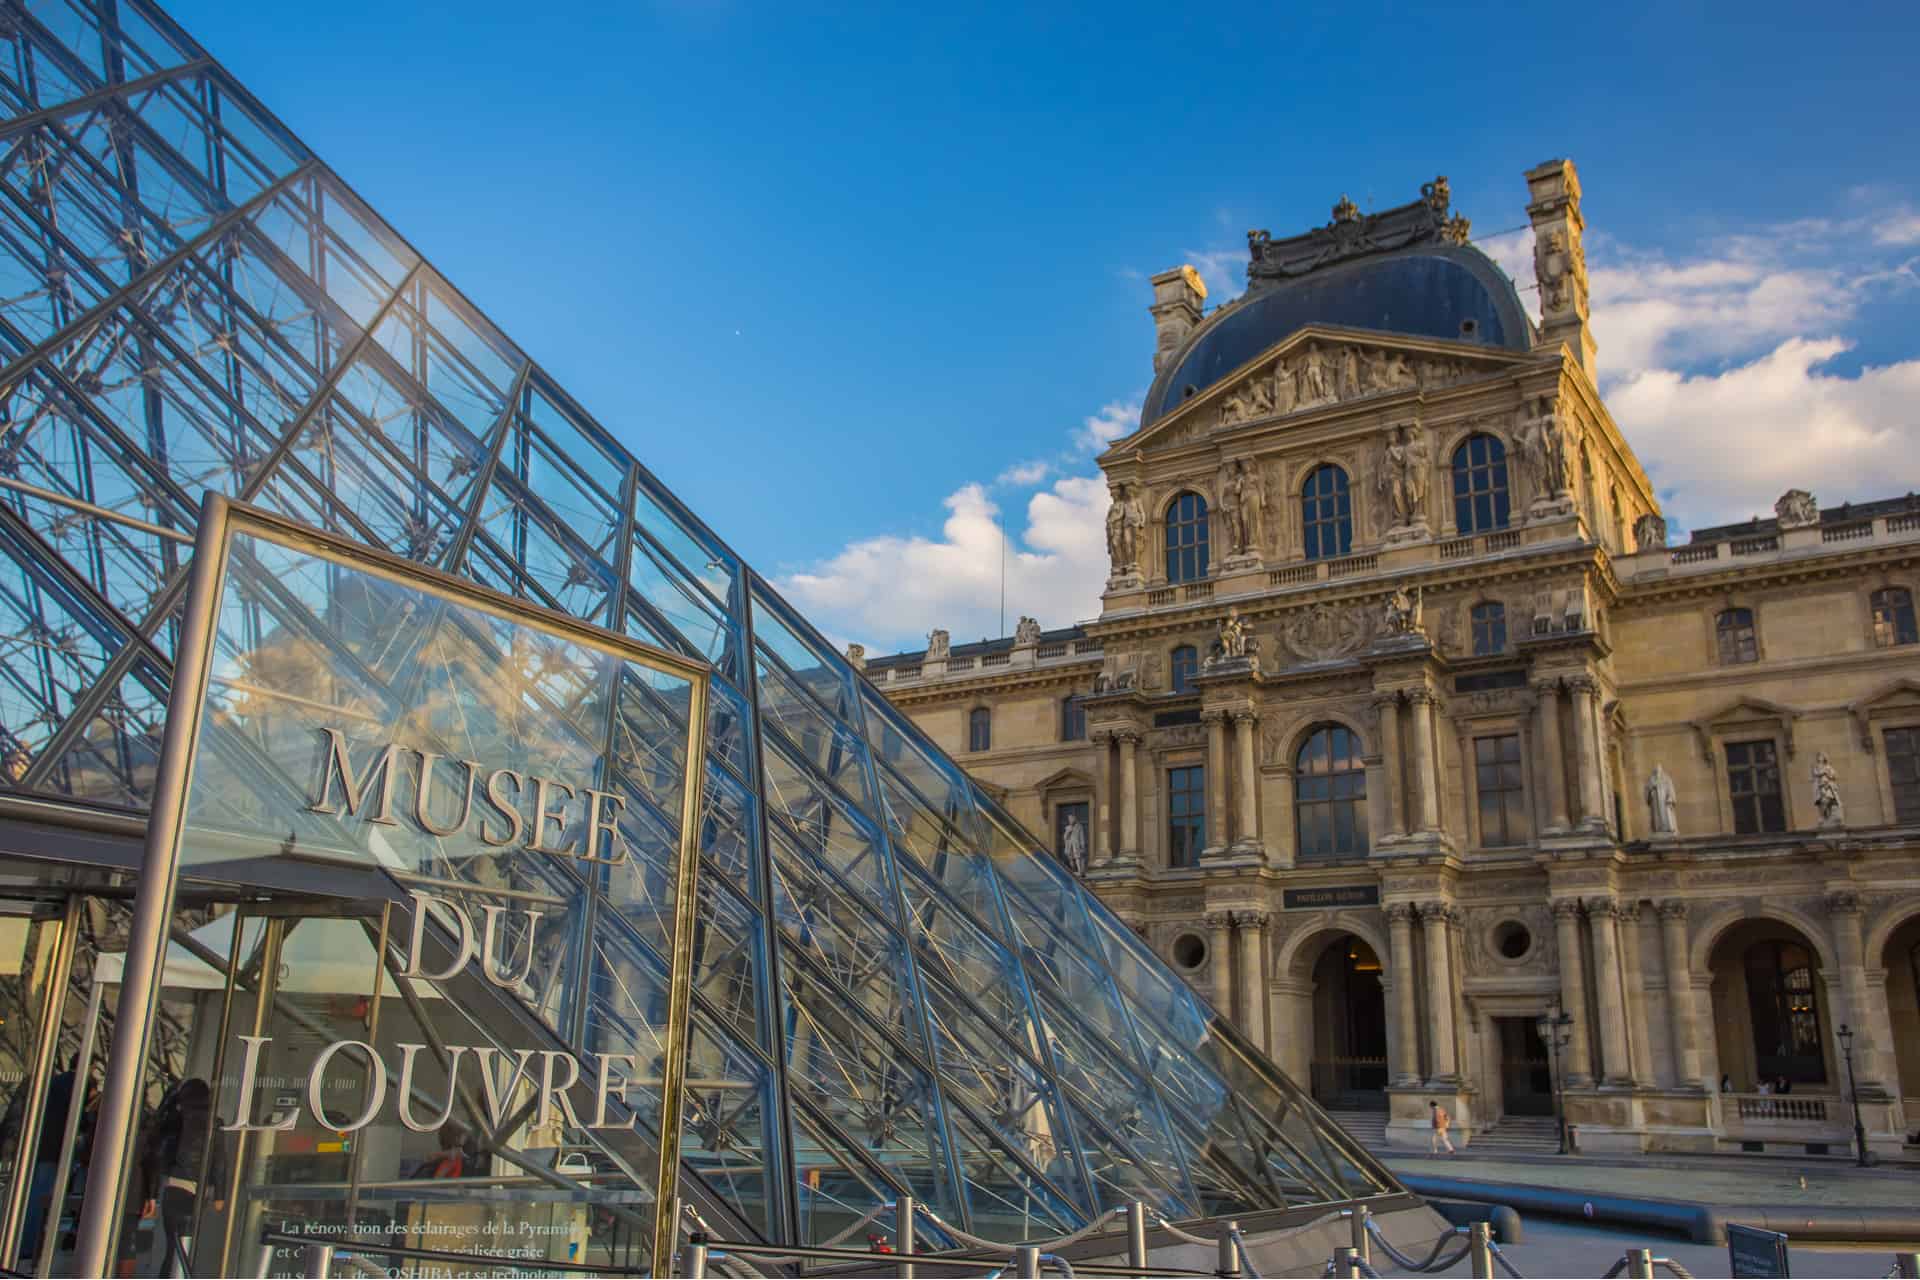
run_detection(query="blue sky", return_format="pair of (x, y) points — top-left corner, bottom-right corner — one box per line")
(173, 0), (1920, 649)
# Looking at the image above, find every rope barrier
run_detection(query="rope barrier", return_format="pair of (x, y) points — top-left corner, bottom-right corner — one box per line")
(1363, 1219), (1472, 1274)
(1228, 1224), (1265, 1280)
(1488, 1237), (1525, 1279)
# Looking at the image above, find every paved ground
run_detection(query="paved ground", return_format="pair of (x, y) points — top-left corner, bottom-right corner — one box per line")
(1399, 1217), (1908, 1279)
(1382, 1149), (1919, 1210)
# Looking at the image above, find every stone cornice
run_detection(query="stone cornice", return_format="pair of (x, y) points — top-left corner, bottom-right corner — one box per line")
(877, 658), (1101, 706)
(1612, 541), (1920, 607)
(1615, 645), (1920, 697)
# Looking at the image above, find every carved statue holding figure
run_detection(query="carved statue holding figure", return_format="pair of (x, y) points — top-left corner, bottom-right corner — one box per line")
(924, 629), (950, 663)
(1811, 752), (1844, 828)
(1645, 763), (1679, 835)
(1218, 458), (1265, 557)
(1382, 585), (1424, 636)
(1013, 616), (1042, 647)
(1217, 607), (1250, 660)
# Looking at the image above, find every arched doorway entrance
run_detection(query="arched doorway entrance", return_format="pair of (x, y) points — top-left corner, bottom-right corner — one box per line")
(1309, 934), (1388, 1109)
(1707, 919), (1834, 1094)
(1883, 914), (1920, 1123)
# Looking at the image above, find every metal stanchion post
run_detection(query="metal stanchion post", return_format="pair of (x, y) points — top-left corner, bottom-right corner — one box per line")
(1217, 1222), (1241, 1279)
(1626, 1247), (1654, 1279)
(1894, 1254), (1920, 1280)
(1332, 1245), (1360, 1278)
(896, 1194), (917, 1280)
(1127, 1201), (1149, 1272)
(1469, 1222), (1492, 1279)
(684, 1240), (709, 1279)
(304, 1242), (334, 1278)
(1014, 1244), (1042, 1278)
(1350, 1205), (1370, 1267)
(252, 1238), (277, 1279)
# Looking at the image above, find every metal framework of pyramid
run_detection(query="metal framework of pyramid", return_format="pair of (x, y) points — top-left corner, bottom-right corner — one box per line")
(0, 0), (1398, 1252)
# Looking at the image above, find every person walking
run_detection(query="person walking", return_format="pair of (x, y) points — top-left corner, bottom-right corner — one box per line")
(137, 1078), (225, 1277)
(1428, 1099), (1455, 1154)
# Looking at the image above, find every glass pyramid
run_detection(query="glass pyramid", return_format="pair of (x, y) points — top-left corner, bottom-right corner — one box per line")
(0, 0), (1398, 1253)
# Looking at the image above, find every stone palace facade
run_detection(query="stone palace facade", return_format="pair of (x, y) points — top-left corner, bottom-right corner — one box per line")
(855, 161), (1920, 1156)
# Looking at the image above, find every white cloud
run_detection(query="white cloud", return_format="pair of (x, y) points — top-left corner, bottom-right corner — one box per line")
(1073, 398), (1141, 454)
(1609, 338), (1920, 528)
(995, 458), (1051, 487)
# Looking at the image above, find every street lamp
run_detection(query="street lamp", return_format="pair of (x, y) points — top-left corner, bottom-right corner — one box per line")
(1535, 1008), (1576, 1155)
(1837, 1024), (1870, 1167)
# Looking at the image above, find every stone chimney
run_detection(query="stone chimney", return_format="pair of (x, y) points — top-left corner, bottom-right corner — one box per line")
(1524, 159), (1596, 380)
(1149, 265), (1207, 373)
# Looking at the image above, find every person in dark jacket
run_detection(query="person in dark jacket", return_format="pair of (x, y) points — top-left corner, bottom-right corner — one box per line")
(137, 1078), (225, 1275)
(13, 1067), (77, 1267)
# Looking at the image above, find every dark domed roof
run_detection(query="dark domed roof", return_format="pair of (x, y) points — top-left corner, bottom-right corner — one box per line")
(1143, 243), (1533, 425)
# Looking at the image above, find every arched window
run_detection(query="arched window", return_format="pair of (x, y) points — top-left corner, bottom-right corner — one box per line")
(1451, 434), (1511, 534)
(1471, 602), (1507, 655)
(968, 707), (992, 752)
(1170, 645), (1198, 694)
(1744, 940), (1826, 1084)
(1871, 587), (1917, 647)
(1296, 724), (1368, 860)
(1716, 608), (1758, 665)
(1060, 695), (1086, 741)
(1301, 464), (1353, 561)
(1164, 491), (1210, 583)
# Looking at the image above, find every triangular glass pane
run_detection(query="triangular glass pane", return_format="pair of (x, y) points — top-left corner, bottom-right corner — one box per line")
(29, 653), (168, 806)
(0, 518), (130, 772)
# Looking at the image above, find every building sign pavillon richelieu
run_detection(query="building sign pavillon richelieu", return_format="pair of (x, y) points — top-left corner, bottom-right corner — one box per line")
(82, 496), (709, 1277)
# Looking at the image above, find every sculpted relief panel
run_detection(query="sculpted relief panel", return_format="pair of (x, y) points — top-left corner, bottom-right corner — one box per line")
(1213, 340), (1488, 432)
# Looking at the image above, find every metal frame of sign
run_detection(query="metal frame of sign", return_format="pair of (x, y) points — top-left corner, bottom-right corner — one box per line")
(72, 491), (711, 1276)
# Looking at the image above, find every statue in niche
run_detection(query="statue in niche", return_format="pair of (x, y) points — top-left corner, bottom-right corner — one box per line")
(1298, 342), (1335, 406)
(1013, 616), (1042, 646)
(1536, 230), (1574, 313)
(1060, 812), (1087, 874)
(1106, 483), (1145, 576)
(1383, 585), (1424, 636)
(925, 629), (950, 662)
(1518, 404), (1572, 496)
(1811, 752), (1844, 828)
(1218, 458), (1264, 556)
(1379, 424), (1430, 528)
(1645, 763), (1679, 835)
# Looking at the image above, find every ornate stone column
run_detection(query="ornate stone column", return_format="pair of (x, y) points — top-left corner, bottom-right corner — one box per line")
(1568, 676), (1606, 829)
(1618, 903), (1653, 1084)
(1657, 901), (1703, 1087)
(1386, 904), (1421, 1085)
(1374, 694), (1406, 840)
(1233, 709), (1260, 849)
(1827, 892), (1892, 1095)
(1421, 902), (1459, 1082)
(1551, 898), (1594, 1086)
(1234, 910), (1269, 1051)
(1206, 911), (1233, 1016)
(1407, 690), (1440, 834)
(1533, 680), (1570, 832)
(1089, 730), (1113, 865)
(1202, 710), (1230, 854)
(1117, 730), (1141, 862)
(1586, 898), (1634, 1085)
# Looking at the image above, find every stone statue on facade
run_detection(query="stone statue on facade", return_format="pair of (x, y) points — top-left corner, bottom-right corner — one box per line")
(925, 629), (950, 663)
(1645, 763), (1679, 835)
(1298, 342), (1335, 407)
(1518, 404), (1572, 499)
(1217, 458), (1264, 558)
(1379, 424), (1431, 533)
(1633, 512), (1669, 551)
(1382, 585), (1424, 637)
(1339, 345), (1362, 400)
(1812, 752), (1844, 828)
(844, 642), (867, 671)
(1060, 812), (1087, 874)
(1775, 488), (1820, 529)
(1217, 608), (1250, 659)
(1106, 483), (1145, 579)
(1013, 615), (1042, 647)
(1535, 229), (1575, 314)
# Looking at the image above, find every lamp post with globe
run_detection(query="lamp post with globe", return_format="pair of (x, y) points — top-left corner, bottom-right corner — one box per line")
(1535, 1008), (1576, 1155)
(1837, 1024), (1870, 1167)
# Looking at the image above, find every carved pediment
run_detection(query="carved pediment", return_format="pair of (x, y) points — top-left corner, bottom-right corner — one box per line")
(1118, 327), (1528, 455)
(1848, 678), (1920, 750)
(1692, 695), (1800, 763)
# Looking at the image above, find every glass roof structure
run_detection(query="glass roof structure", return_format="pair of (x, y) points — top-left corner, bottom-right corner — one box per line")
(0, 0), (1398, 1251)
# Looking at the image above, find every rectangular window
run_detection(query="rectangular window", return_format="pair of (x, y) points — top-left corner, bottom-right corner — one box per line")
(1474, 734), (1530, 847)
(1167, 765), (1206, 868)
(1725, 738), (1786, 834)
(968, 708), (991, 753)
(1061, 696), (1086, 742)
(1887, 726), (1920, 824)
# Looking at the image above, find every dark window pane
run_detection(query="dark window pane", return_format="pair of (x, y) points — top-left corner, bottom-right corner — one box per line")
(969, 707), (991, 752)
(1872, 588), (1918, 648)
(1451, 434), (1510, 534)
(1294, 724), (1367, 860)
(1301, 465), (1353, 562)
(1717, 608), (1758, 664)
(1170, 645), (1198, 694)
(1726, 737), (1785, 833)
(1166, 764), (1206, 866)
(1165, 491), (1210, 584)
(1473, 733), (1529, 847)
(1887, 727), (1920, 824)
